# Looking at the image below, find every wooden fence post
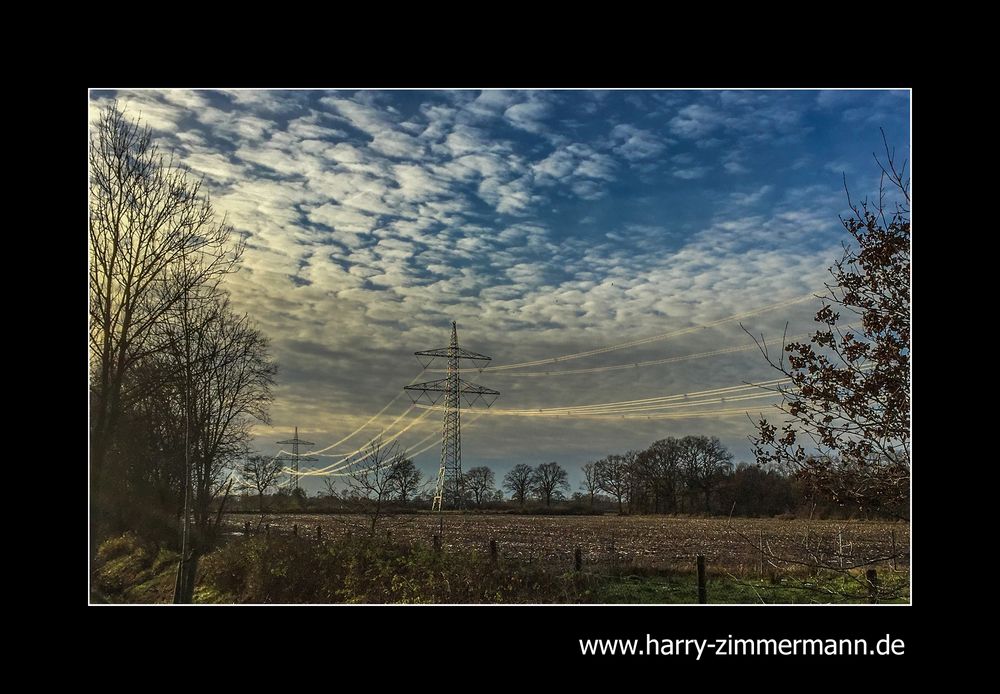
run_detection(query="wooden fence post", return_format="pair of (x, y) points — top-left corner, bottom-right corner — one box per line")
(758, 529), (764, 577)
(838, 530), (844, 569)
(316, 525), (322, 541)
(574, 547), (583, 572)
(266, 523), (270, 537)
(490, 539), (498, 566)
(866, 568), (879, 604)
(890, 529), (897, 571)
(697, 555), (707, 604)
(293, 523), (298, 537)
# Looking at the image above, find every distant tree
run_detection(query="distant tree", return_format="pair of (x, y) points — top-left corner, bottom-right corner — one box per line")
(679, 436), (734, 513)
(619, 450), (642, 511)
(596, 454), (631, 515)
(346, 438), (409, 534)
(463, 466), (496, 507)
(321, 477), (341, 499)
(89, 101), (243, 501)
(639, 438), (684, 513)
(503, 464), (534, 506)
(718, 463), (796, 517)
(530, 462), (569, 507)
(239, 454), (283, 517)
(746, 134), (910, 518)
(390, 458), (422, 503)
(581, 462), (600, 507)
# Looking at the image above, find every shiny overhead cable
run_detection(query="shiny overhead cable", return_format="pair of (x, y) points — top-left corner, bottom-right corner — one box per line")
(489, 332), (814, 377)
(482, 294), (813, 372)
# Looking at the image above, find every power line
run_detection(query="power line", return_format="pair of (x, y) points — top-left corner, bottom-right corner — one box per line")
(483, 294), (812, 371)
(292, 407), (435, 477)
(274, 427), (317, 491)
(298, 368), (428, 456)
(488, 332), (815, 377)
(404, 321), (499, 512)
(302, 413), (488, 478)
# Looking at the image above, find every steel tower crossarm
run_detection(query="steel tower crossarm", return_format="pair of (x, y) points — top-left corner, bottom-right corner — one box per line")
(403, 322), (499, 512)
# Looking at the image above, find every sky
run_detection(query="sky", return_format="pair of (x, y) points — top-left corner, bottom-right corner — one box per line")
(89, 88), (910, 497)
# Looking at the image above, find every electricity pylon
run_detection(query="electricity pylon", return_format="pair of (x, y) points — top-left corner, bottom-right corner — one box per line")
(275, 427), (317, 491)
(404, 322), (499, 511)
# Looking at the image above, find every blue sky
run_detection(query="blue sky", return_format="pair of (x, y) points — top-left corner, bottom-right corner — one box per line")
(89, 88), (910, 496)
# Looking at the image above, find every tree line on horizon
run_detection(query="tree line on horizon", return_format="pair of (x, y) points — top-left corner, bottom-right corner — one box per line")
(231, 432), (903, 520)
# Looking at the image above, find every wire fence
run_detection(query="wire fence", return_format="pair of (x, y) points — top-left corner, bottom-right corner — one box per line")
(224, 512), (909, 603)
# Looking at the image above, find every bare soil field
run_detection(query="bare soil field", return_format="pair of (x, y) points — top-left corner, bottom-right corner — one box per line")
(225, 513), (908, 574)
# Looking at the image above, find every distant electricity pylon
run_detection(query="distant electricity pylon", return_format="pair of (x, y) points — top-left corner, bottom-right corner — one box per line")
(275, 427), (317, 491)
(405, 322), (499, 511)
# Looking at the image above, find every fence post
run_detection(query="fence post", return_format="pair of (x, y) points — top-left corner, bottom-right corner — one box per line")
(758, 529), (764, 577)
(266, 523), (271, 537)
(890, 529), (897, 571)
(316, 525), (322, 541)
(838, 530), (844, 569)
(244, 521), (251, 536)
(697, 555), (707, 604)
(293, 523), (298, 537)
(433, 535), (441, 553)
(866, 568), (879, 604)
(574, 547), (583, 572)
(490, 539), (498, 566)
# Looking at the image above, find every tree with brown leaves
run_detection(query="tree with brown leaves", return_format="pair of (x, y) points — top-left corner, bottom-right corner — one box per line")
(746, 133), (910, 519)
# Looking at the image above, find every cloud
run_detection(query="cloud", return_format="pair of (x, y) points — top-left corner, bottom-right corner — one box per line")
(504, 95), (554, 134)
(669, 103), (725, 138)
(610, 124), (666, 161)
(91, 88), (908, 492)
(730, 185), (773, 206)
(672, 166), (710, 179)
(824, 160), (854, 175)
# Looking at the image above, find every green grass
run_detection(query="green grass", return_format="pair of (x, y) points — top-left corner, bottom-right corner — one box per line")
(92, 532), (909, 605)
(594, 570), (909, 604)
(92, 532), (180, 603)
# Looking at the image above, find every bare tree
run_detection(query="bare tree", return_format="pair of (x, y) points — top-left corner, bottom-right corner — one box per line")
(390, 458), (423, 503)
(240, 454), (283, 518)
(463, 466), (496, 507)
(89, 101), (244, 500)
(596, 454), (631, 515)
(503, 464), (534, 506)
(581, 462), (600, 507)
(164, 295), (277, 533)
(347, 438), (409, 534)
(746, 133), (910, 518)
(530, 462), (569, 507)
(679, 436), (733, 513)
(629, 438), (684, 513)
(321, 477), (341, 499)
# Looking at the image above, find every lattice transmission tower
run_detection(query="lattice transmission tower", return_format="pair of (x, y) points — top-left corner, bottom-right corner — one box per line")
(275, 427), (317, 491)
(404, 322), (499, 511)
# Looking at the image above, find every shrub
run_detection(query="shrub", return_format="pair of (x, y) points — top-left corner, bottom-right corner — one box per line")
(199, 535), (599, 604)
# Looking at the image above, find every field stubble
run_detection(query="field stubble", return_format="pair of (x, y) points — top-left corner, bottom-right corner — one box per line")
(226, 513), (909, 576)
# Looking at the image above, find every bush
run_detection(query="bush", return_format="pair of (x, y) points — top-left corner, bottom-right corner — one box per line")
(92, 532), (182, 603)
(93, 532), (159, 596)
(199, 535), (599, 604)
